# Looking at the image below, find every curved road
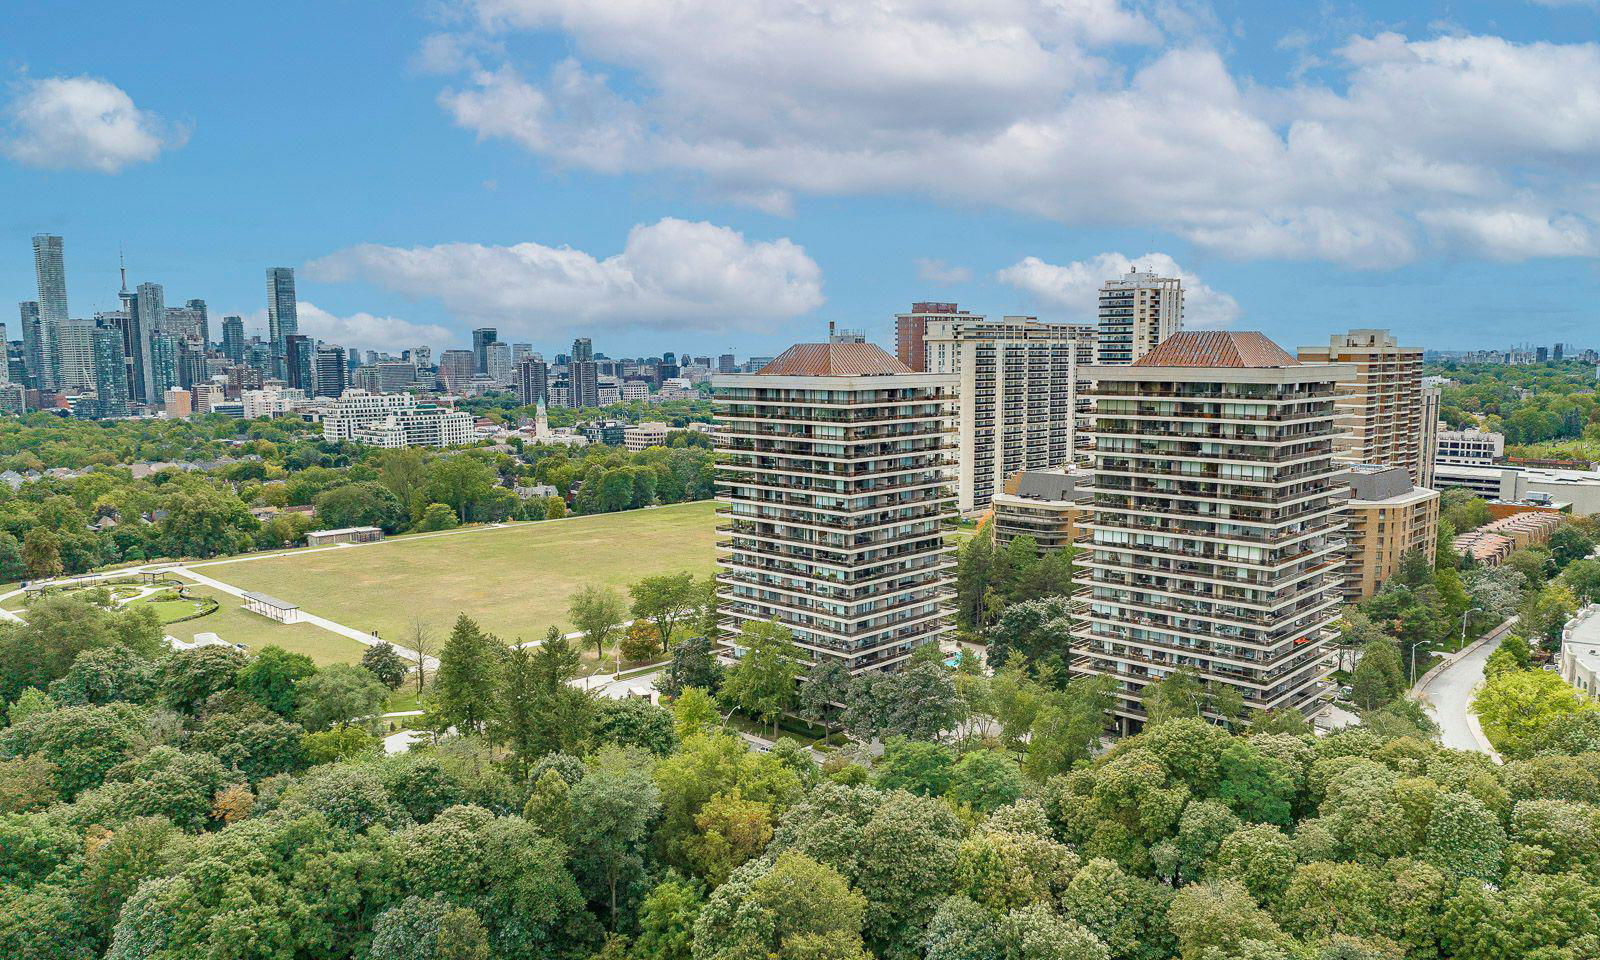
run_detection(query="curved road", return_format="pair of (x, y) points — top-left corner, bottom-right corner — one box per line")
(1413, 620), (1513, 759)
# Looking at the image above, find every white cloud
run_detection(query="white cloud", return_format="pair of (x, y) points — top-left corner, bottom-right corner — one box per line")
(427, 5), (1600, 266)
(997, 252), (1241, 328)
(3, 75), (184, 173)
(305, 217), (824, 335)
(1417, 207), (1597, 260)
(294, 302), (454, 354)
(916, 258), (973, 286)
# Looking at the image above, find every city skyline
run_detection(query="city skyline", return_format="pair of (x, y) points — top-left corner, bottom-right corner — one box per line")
(5, 2), (1600, 355)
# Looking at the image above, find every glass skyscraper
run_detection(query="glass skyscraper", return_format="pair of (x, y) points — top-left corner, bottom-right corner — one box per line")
(267, 267), (298, 376)
(31, 234), (68, 389)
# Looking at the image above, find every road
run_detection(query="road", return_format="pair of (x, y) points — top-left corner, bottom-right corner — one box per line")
(1414, 619), (1513, 758)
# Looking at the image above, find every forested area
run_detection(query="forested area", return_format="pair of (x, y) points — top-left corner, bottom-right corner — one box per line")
(0, 415), (714, 579)
(8, 581), (1600, 960)
(1431, 360), (1600, 458)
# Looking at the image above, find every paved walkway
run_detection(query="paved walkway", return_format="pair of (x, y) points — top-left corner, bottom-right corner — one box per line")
(1413, 619), (1514, 759)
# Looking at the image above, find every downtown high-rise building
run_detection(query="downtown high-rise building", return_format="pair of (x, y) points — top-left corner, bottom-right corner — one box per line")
(1296, 329), (1426, 486)
(55, 320), (96, 390)
(266, 267), (298, 375)
(221, 316), (245, 361)
(437, 349), (476, 393)
(31, 234), (68, 388)
(472, 328), (498, 374)
(1072, 331), (1351, 730)
(895, 301), (977, 372)
(149, 333), (179, 398)
(132, 283), (164, 405)
(91, 324), (131, 418)
(1096, 271), (1183, 365)
(485, 341), (514, 385)
(570, 337), (599, 408)
(17, 302), (43, 389)
(924, 314), (1094, 513)
(713, 334), (958, 673)
(515, 356), (549, 407)
(313, 344), (350, 398)
(284, 334), (314, 393)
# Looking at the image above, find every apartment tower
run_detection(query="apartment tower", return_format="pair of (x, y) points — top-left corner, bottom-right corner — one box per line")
(924, 315), (1093, 513)
(266, 267), (298, 377)
(1296, 329), (1425, 484)
(894, 302), (975, 372)
(1096, 270), (1183, 365)
(1073, 331), (1352, 730)
(31, 234), (68, 389)
(713, 334), (958, 673)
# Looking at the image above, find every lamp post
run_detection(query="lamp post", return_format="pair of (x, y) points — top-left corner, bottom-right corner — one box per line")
(1410, 639), (1432, 688)
(1460, 606), (1485, 650)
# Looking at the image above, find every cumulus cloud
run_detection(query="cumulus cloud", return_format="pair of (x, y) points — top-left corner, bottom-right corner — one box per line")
(427, 3), (1600, 266)
(294, 303), (454, 354)
(306, 217), (824, 335)
(997, 252), (1241, 328)
(916, 259), (973, 286)
(3, 75), (185, 173)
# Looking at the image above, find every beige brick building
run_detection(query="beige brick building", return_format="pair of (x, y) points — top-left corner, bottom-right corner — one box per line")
(1297, 330), (1425, 485)
(1337, 464), (1440, 602)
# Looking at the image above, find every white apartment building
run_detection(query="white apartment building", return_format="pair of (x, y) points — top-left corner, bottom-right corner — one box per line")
(1436, 427), (1504, 466)
(713, 338), (958, 673)
(622, 380), (651, 401)
(1073, 331), (1352, 731)
(1096, 271), (1183, 365)
(242, 387), (307, 419)
(924, 315), (1095, 513)
(624, 421), (671, 451)
(1297, 329), (1425, 484)
(321, 389), (472, 447)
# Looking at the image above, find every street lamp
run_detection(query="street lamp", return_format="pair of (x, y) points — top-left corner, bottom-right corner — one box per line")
(1410, 639), (1432, 688)
(1460, 606), (1485, 649)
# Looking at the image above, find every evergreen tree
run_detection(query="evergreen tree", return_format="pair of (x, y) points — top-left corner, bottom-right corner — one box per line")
(431, 614), (505, 736)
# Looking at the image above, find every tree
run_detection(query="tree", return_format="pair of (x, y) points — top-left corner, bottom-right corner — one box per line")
(432, 614), (506, 736)
(370, 895), (492, 960)
(423, 455), (499, 523)
(416, 501), (459, 531)
(314, 481), (408, 533)
(798, 658), (853, 736)
(570, 585), (627, 659)
(592, 697), (677, 755)
(362, 642), (410, 690)
(21, 528), (62, 579)
(630, 571), (700, 653)
(1550, 527), (1596, 569)
(620, 621), (662, 663)
(1166, 880), (1285, 960)
(158, 645), (247, 714)
(1424, 791), (1506, 882)
(1473, 668), (1595, 758)
(561, 747), (662, 929)
(295, 662), (391, 731)
(660, 636), (723, 698)
(988, 596), (1074, 675)
(408, 617), (437, 693)
(692, 851), (870, 960)
(844, 661), (960, 742)
(507, 628), (595, 762)
(1023, 675), (1115, 782)
(1350, 637), (1405, 710)
(635, 877), (704, 960)
(1142, 668), (1206, 726)
(720, 620), (802, 737)
(874, 738), (956, 796)
(0, 701), (150, 801)
(236, 645), (317, 716)
(947, 749), (1025, 813)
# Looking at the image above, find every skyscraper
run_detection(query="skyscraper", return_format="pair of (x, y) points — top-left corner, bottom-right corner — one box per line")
(17, 302), (43, 389)
(313, 345), (349, 398)
(515, 357), (549, 407)
(222, 316), (245, 361)
(31, 234), (68, 388)
(133, 283), (164, 405)
(713, 337), (958, 672)
(149, 333), (179, 398)
(472, 328), (498, 374)
(924, 315), (1092, 512)
(485, 341), (514, 385)
(284, 334), (314, 393)
(1096, 271), (1183, 365)
(1073, 331), (1351, 730)
(266, 267), (298, 375)
(91, 324), (130, 418)
(186, 298), (210, 346)
(1296, 329), (1424, 486)
(570, 337), (599, 408)
(437, 350), (476, 393)
(55, 320), (96, 390)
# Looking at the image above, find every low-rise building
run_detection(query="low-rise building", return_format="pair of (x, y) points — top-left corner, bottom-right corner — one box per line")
(1562, 605), (1600, 696)
(242, 591), (300, 623)
(1434, 463), (1600, 515)
(991, 467), (1090, 553)
(1337, 464), (1439, 602)
(1436, 427), (1504, 466)
(305, 526), (384, 547)
(1478, 510), (1563, 549)
(624, 421), (671, 451)
(1453, 530), (1515, 567)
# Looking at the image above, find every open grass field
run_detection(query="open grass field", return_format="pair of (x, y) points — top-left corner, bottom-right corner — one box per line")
(166, 584), (370, 667)
(192, 501), (720, 652)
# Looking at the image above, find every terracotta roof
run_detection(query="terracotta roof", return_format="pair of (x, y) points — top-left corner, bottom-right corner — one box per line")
(756, 342), (913, 377)
(1133, 331), (1301, 368)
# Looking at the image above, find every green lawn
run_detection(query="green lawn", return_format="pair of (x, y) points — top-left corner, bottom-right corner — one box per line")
(165, 584), (370, 667)
(127, 590), (213, 623)
(190, 502), (720, 655)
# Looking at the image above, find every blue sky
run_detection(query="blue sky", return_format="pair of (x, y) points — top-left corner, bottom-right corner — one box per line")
(3, 0), (1599, 359)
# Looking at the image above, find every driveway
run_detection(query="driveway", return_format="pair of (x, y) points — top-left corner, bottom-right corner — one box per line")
(1413, 620), (1513, 758)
